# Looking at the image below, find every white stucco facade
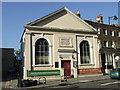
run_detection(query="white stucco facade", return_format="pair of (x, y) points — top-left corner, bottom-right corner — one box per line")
(21, 7), (102, 79)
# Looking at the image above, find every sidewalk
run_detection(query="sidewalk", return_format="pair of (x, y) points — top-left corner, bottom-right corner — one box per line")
(2, 74), (110, 89)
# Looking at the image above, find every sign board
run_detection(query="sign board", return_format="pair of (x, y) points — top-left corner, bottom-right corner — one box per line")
(16, 56), (22, 60)
(59, 37), (73, 47)
(28, 70), (60, 77)
(73, 61), (77, 67)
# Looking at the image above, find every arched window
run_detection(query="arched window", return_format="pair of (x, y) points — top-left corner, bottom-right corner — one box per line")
(35, 38), (49, 65)
(80, 41), (90, 64)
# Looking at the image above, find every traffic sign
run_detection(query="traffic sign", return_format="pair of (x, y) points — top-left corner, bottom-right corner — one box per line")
(16, 56), (22, 60)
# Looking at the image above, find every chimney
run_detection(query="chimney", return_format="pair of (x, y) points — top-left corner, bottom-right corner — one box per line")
(115, 24), (119, 27)
(88, 19), (92, 21)
(111, 24), (119, 27)
(96, 14), (103, 24)
(76, 11), (81, 18)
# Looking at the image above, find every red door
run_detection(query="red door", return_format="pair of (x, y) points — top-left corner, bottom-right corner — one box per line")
(61, 60), (71, 76)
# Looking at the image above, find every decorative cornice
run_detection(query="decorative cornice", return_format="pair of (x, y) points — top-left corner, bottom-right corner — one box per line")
(24, 25), (97, 34)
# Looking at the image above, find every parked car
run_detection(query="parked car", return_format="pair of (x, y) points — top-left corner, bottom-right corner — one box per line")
(109, 68), (120, 79)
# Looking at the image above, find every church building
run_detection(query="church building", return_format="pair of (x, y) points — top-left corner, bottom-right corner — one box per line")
(20, 7), (102, 79)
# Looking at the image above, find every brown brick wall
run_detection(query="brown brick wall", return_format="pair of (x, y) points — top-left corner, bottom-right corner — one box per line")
(78, 68), (102, 74)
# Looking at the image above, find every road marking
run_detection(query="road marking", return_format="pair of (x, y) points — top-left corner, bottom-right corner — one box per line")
(101, 81), (119, 86)
(79, 80), (91, 83)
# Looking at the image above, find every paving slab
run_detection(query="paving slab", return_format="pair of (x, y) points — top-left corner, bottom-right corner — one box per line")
(2, 74), (110, 89)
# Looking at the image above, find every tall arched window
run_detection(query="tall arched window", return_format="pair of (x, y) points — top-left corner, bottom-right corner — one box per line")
(35, 38), (49, 65)
(80, 41), (90, 64)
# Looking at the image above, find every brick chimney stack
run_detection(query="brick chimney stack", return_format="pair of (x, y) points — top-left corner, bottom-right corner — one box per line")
(96, 14), (103, 24)
(76, 11), (81, 18)
(88, 19), (92, 21)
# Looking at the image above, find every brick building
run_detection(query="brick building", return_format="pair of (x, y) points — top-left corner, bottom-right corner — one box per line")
(85, 17), (120, 74)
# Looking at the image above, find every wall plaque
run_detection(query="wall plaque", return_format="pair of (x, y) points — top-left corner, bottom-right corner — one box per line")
(59, 37), (73, 47)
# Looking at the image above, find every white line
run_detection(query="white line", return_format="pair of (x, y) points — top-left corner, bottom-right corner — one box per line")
(101, 82), (119, 86)
(79, 80), (91, 83)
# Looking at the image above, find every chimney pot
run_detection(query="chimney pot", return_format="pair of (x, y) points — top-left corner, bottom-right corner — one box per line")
(115, 24), (119, 27)
(76, 11), (81, 18)
(96, 14), (103, 24)
(88, 19), (92, 21)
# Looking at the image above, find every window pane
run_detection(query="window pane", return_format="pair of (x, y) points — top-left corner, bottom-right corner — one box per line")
(80, 41), (90, 64)
(35, 38), (49, 65)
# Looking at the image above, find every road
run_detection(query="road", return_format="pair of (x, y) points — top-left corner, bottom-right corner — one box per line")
(50, 79), (120, 89)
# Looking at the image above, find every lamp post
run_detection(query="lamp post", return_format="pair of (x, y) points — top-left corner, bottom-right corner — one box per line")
(108, 16), (118, 25)
(16, 56), (22, 87)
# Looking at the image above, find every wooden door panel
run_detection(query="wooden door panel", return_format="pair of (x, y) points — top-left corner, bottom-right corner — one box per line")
(62, 60), (71, 76)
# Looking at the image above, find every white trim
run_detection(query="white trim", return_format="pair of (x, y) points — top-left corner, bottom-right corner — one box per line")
(32, 34), (52, 66)
(26, 7), (97, 32)
(78, 38), (94, 65)
(58, 51), (73, 76)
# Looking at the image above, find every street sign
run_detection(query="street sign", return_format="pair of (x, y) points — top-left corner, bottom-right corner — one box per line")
(73, 61), (77, 67)
(16, 56), (22, 60)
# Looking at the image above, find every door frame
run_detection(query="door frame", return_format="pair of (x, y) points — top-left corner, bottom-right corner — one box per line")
(58, 51), (74, 77)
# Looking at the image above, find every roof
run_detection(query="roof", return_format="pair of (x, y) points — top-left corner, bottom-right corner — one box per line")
(84, 20), (120, 29)
(24, 7), (97, 32)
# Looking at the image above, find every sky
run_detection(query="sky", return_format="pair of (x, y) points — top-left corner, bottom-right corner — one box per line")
(2, 2), (119, 50)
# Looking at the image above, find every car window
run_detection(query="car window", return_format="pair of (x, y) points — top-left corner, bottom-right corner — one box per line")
(112, 68), (120, 72)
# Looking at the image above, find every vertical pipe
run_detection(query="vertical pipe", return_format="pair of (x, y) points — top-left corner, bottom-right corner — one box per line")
(105, 52), (108, 74)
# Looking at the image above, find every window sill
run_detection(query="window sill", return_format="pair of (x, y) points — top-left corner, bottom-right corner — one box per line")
(32, 64), (53, 67)
(79, 64), (95, 66)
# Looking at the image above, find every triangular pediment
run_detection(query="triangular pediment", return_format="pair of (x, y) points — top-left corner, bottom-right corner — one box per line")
(26, 7), (97, 32)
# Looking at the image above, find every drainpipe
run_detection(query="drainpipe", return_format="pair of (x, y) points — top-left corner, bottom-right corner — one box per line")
(105, 52), (108, 74)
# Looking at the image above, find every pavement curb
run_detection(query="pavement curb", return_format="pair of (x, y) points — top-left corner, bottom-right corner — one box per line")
(4, 75), (110, 89)
(11, 76), (110, 89)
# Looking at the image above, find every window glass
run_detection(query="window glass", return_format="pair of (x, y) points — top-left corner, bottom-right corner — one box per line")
(110, 31), (114, 36)
(35, 38), (49, 65)
(80, 41), (90, 64)
(103, 29), (107, 35)
(104, 41), (108, 47)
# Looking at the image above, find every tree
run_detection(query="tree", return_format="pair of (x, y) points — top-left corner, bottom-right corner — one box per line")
(14, 49), (22, 72)
(14, 49), (21, 56)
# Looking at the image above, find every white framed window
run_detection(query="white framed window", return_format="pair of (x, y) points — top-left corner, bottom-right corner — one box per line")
(33, 36), (52, 66)
(35, 38), (49, 64)
(104, 41), (108, 47)
(96, 28), (101, 34)
(103, 29), (107, 35)
(80, 41), (90, 64)
(110, 31), (114, 36)
(116, 32), (119, 37)
(110, 41), (115, 48)
(78, 39), (94, 65)
(119, 32), (120, 37)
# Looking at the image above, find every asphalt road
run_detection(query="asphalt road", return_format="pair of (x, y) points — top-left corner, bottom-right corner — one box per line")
(50, 78), (120, 89)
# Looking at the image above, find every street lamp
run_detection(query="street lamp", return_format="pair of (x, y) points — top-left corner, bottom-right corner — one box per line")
(108, 16), (118, 25)
(16, 55), (23, 87)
